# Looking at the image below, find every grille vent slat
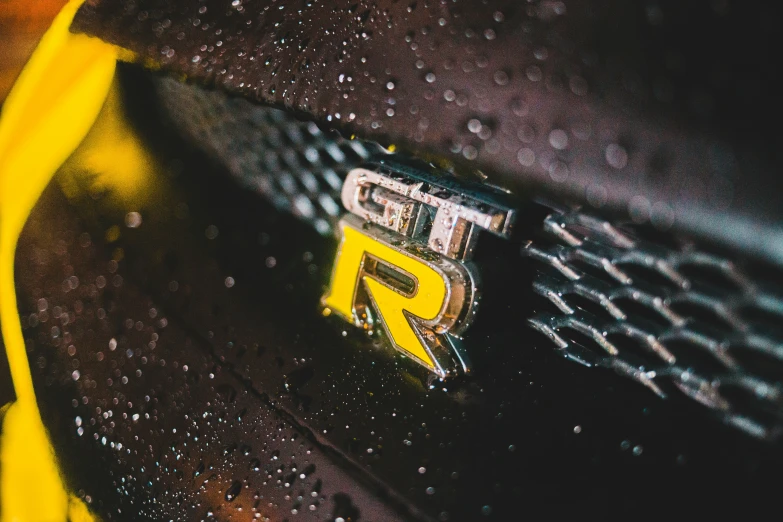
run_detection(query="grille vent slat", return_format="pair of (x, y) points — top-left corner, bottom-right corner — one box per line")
(527, 209), (783, 439)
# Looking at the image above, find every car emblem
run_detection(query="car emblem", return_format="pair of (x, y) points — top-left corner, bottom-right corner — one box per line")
(322, 160), (516, 378)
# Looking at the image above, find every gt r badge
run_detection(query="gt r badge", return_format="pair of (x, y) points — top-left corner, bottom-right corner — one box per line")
(323, 161), (516, 378)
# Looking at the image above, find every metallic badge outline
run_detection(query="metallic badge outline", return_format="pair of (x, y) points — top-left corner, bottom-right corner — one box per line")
(323, 214), (477, 378)
(323, 162), (516, 378)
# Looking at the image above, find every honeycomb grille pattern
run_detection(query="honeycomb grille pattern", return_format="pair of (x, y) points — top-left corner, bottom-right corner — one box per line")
(151, 78), (783, 439)
(526, 209), (783, 439)
(154, 77), (379, 235)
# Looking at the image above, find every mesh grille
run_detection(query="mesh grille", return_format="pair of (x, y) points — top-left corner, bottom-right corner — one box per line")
(526, 208), (783, 439)
(154, 77), (379, 235)
(152, 79), (783, 439)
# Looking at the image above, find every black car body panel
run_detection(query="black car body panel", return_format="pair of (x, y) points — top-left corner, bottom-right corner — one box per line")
(71, 0), (783, 264)
(10, 65), (783, 521)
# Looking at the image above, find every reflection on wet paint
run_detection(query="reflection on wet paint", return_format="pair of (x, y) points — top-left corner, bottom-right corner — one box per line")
(0, 1), (116, 520)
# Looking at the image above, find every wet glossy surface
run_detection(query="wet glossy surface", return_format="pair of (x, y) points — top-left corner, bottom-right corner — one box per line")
(73, 0), (783, 265)
(11, 69), (783, 520)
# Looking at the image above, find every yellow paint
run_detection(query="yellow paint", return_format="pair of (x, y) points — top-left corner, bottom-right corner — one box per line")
(323, 221), (450, 369)
(0, 0), (116, 520)
(57, 76), (160, 207)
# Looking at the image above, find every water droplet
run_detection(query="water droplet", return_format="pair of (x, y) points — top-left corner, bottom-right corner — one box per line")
(548, 129), (568, 150)
(632, 445), (644, 456)
(571, 122), (592, 140)
(628, 196), (651, 223)
(125, 212), (142, 228)
(569, 76), (589, 96)
(509, 97), (529, 116)
(517, 124), (536, 143)
(548, 160), (569, 182)
(205, 225), (219, 239)
(586, 184), (608, 208)
(525, 65), (543, 82)
(493, 70), (509, 85)
(676, 454), (687, 465)
(650, 202), (675, 230)
(517, 148), (535, 167)
(462, 145), (478, 160)
(605, 143), (628, 169)
(225, 480), (242, 501)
